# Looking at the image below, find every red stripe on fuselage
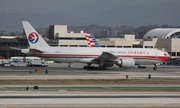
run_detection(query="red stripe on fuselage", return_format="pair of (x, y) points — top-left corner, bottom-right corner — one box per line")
(30, 54), (169, 61)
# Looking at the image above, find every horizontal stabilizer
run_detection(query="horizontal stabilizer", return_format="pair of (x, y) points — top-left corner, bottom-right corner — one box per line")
(10, 47), (43, 54)
(10, 47), (22, 51)
(29, 48), (44, 53)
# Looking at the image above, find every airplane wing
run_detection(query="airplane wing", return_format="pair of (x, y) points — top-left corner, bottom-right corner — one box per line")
(94, 52), (118, 62)
(80, 52), (118, 64)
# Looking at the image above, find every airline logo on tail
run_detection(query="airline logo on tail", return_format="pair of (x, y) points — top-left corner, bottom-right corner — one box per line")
(28, 32), (39, 44)
(85, 32), (101, 47)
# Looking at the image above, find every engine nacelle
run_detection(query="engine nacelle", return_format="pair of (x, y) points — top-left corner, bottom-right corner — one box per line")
(116, 58), (135, 68)
(21, 49), (30, 54)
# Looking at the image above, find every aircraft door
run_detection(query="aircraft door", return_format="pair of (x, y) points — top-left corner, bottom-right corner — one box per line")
(155, 52), (158, 59)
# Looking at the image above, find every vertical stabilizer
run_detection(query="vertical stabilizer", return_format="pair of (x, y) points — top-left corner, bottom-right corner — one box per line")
(85, 32), (101, 47)
(22, 21), (50, 48)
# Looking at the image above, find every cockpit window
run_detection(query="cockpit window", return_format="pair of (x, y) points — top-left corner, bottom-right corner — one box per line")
(164, 53), (170, 56)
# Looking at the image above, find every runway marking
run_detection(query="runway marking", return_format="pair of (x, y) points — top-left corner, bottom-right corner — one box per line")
(2, 104), (18, 107)
(143, 103), (169, 107)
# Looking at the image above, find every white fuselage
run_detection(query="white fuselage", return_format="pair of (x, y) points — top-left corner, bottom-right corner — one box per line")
(22, 21), (170, 69)
(30, 47), (170, 65)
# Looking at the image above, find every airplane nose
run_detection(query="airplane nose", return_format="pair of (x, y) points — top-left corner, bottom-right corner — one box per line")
(166, 53), (171, 61)
(168, 55), (171, 61)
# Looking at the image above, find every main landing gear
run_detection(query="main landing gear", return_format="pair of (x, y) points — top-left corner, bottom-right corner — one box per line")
(153, 64), (157, 70)
(83, 63), (107, 70)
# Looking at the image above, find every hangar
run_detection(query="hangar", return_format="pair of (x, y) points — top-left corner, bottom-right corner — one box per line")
(142, 28), (180, 59)
(143, 28), (180, 39)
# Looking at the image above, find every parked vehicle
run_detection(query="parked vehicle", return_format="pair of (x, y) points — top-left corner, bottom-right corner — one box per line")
(27, 60), (48, 67)
(0, 59), (14, 67)
(3, 62), (14, 67)
(11, 56), (41, 62)
(13, 62), (28, 67)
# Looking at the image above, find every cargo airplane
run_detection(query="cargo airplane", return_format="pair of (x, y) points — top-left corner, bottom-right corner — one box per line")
(21, 21), (170, 70)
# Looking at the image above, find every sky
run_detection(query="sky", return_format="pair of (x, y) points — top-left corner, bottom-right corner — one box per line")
(0, 0), (180, 31)
(1, 0), (180, 16)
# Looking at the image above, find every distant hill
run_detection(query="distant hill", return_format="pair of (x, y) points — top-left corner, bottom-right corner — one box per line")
(96, 2), (180, 26)
(0, 2), (180, 31)
(0, 9), (102, 31)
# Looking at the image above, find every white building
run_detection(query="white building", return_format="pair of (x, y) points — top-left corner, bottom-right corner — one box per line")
(49, 25), (88, 47)
(49, 25), (180, 59)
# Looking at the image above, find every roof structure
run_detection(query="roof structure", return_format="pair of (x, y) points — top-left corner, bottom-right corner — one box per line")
(0, 36), (18, 39)
(143, 28), (180, 39)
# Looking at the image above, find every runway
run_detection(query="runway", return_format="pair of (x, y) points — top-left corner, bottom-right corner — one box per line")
(0, 63), (180, 79)
(0, 63), (180, 107)
(0, 91), (180, 108)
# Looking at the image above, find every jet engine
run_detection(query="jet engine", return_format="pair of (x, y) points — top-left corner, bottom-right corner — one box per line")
(115, 58), (135, 68)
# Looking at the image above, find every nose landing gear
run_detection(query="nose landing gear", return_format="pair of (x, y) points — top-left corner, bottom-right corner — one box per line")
(153, 64), (157, 70)
(68, 63), (72, 67)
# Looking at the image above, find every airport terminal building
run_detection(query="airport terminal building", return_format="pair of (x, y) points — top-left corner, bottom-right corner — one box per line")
(0, 36), (57, 59)
(49, 25), (88, 47)
(0, 36), (28, 59)
(1, 25), (180, 59)
(48, 25), (180, 59)
(142, 28), (180, 58)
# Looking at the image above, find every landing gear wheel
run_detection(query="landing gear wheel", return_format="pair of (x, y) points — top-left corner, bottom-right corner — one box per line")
(103, 66), (107, 70)
(153, 67), (157, 70)
(83, 66), (87, 69)
(153, 64), (157, 70)
(98, 65), (107, 70)
(83, 63), (92, 69)
(83, 64), (107, 70)
(98, 66), (103, 70)
(68, 63), (72, 67)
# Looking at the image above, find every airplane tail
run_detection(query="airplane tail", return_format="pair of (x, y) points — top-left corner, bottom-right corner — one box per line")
(85, 32), (101, 47)
(22, 21), (50, 48)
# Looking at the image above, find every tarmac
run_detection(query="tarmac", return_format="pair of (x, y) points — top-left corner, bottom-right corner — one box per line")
(0, 63), (180, 108)
(0, 91), (180, 108)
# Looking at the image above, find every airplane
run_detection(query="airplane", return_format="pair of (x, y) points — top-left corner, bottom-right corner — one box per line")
(20, 21), (170, 70)
(67, 32), (101, 67)
(85, 32), (101, 47)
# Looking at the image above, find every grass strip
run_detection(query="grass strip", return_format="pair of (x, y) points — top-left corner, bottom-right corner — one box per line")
(1, 86), (180, 92)
(0, 79), (180, 84)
